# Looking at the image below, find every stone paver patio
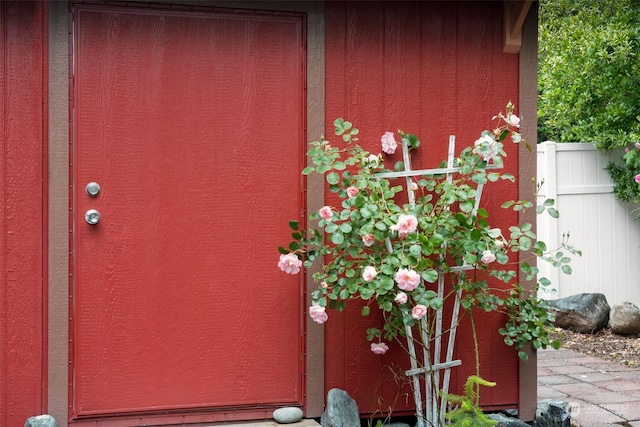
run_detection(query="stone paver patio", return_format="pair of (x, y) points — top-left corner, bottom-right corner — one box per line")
(538, 348), (640, 426)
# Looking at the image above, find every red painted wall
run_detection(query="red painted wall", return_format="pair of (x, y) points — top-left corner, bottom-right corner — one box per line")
(323, 1), (521, 415)
(0, 1), (47, 425)
(0, 1), (526, 424)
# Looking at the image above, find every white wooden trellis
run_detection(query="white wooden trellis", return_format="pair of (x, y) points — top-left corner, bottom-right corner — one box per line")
(375, 136), (502, 427)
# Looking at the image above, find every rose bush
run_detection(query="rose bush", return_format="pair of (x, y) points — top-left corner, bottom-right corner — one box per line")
(607, 142), (640, 217)
(278, 103), (577, 362)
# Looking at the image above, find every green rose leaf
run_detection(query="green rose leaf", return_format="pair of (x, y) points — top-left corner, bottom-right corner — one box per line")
(325, 223), (338, 233)
(333, 162), (346, 171)
(459, 200), (474, 213)
(316, 164), (331, 174)
(331, 232), (344, 244)
(409, 244), (422, 257)
(429, 298), (443, 310)
(429, 233), (444, 247)
(422, 269), (438, 283)
(360, 287), (375, 300)
(381, 264), (395, 275)
(339, 223), (353, 233)
(380, 276), (395, 290)
(519, 236), (532, 251)
(327, 172), (340, 185)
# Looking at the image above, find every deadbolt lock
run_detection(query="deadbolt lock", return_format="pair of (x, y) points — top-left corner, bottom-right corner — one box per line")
(85, 209), (101, 225)
(86, 182), (101, 197)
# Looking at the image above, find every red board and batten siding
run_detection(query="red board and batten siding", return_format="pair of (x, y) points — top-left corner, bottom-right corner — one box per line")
(0, 1), (47, 426)
(323, 1), (521, 415)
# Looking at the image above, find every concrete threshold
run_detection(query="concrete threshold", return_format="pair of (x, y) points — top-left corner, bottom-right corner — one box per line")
(203, 419), (321, 427)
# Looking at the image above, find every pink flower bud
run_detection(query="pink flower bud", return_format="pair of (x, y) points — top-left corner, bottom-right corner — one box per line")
(367, 154), (380, 167)
(390, 214), (418, 239)
(381, 132), (397, 155)
(370, 342), (389, 355)
(362, 233), (376, 247)
(411, 304), (428, 320)
(481, 250), (496, 264)
(394, 268), (420, 291)
(278, 253), (302, 274)
(309, 302), (328, 324)
(318, 206), (333, 221)
(362, 266), (378, 282)
(394, 292), (408, 305)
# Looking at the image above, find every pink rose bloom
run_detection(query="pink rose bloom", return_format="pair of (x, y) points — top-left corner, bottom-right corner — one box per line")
(507, 114), (520, 128)
(394, 268), (421, 291)
(412, 304), (428, 320)
(481, 250), (496, 264)
(381, 132), (398, 155)
(319, 205), (333, 221)
(362, 266), (378, 282)
(474, 134), (499, 161)
(320, 281), (329, 289)
(362, 233), (376, 247)
(635, 174), (640, 184)
(394, 292), (408, 305)
(411, 181), (419, 191)
(278, 253), (302, 274)
(370, 342), (389, 355)
(390, 214), (418, 238)
(495, 238), (505, 249)
(309, 302), (328, 324)
(367, 154), (380, 167)
(347, 186), (359, 197)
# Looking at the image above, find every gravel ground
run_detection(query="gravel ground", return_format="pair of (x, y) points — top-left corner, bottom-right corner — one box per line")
(549, 327), (640, 368)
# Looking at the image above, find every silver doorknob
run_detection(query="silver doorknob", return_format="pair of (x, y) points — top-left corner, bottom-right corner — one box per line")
(86, 182), (101, 197)
(85, 209), (101, 225)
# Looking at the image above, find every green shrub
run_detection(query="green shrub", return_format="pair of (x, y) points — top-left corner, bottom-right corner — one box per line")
(538, 0), (640, 204)
(538, 0), (640, 150)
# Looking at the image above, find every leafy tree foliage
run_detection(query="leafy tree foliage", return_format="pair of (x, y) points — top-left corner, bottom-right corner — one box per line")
(538, 0), (640, 151)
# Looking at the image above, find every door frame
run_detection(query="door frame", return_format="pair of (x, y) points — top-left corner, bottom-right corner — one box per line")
(48, 1), (325, 425)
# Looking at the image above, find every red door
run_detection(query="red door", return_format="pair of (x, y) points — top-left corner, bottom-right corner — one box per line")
(71, 4), (306, 423)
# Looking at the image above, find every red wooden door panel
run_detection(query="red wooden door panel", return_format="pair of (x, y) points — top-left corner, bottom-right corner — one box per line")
(71, 5), (305, 421)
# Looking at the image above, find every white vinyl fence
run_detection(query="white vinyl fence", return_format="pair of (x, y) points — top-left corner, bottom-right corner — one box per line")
(536, 141), (640, 306)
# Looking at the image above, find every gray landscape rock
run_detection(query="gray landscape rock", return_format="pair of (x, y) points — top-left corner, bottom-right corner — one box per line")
(608, 301), (640, 335)
(321, 388), (360, 427)
(532, 399), (571, 427)
(545, 293), (610, 333)
(488, 412), (530, 427)
(273, 407), (304, 424)
(24, 415), (57, 427)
